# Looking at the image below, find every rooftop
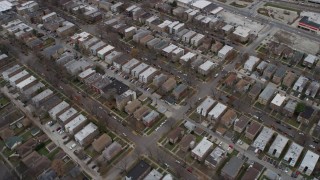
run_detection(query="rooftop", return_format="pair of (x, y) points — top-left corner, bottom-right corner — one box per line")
(74, 122), (98, 141)
(208, 102), (227, 119)
(252, 126), (274, 151)
(283, 142), (303, 167)
(268, 134), (289, 157)
(271, 93), (286, 107)
(191, 137), (213, 158)
(221, 156), (244, 179)
(299, 150), (319, 174)
(233, 26), (251, 38)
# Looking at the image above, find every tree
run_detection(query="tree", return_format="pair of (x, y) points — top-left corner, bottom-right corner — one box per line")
(295, 103), (305, 114)
(130, 48), (139, 58)
(51, 159), (65, 177)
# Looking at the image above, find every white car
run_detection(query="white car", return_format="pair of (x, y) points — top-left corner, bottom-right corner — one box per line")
(309, 144), (316, 149)
(70, 143), (77, 150)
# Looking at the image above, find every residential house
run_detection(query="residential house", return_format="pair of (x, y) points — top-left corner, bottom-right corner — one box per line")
(282, 71), (297, 88)
(257, 83), (276, 105)
(245, 121), (262, 140)
(263, 64), (277, 80)
(205, 147), (226, 169)
(167, 127), (184, 144)
(220, 109), (237, 128)
(196, 96), (216, 117)
(134, 105), (151, 121)
(298, 150), (319, 176)
(305, 81), (320, 98)
(282, 99), (297, 117)
(172, 84), (188, 100)
(248, 83), (263, 100)
(292, 76), (309, 93)
(74, 123), (99, 146)
(252, 127), (274, 151)
(92, 133), (112, 153)
(161, 77), (177, 92)
(298, 106), (315, 124)
(125, 99), (142, 115)
(102, 141), (122, 161)
(191, 138), (213, 161)
(221, 157), (244, 180)
(224, 73), (237, 87)
(272, 67), (286, 84)
(303, 54), (318, 68)
(179, 134), (196, 152)
(234, 116), (249, 133)
(142, 110), (160, 127)
(270, 93), (287, 111)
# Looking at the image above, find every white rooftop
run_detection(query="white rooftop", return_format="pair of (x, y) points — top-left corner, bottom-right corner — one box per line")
(0, 1), (13, 12)
(180, 52), (196, 62)
(197, 97), (216, 115)
(9, 70), (29, 84)
(199, 61), (215, 72)
(125, 26), (136, 33)
(298, 150), (319, 175)
(210, 7), (223, 15)
(32, 89), (53, 103)
(97, 45), (115, 55)
(158, 20), (173, 29)
(74, 122), (98, 141)
(252, 127), (274, 151)
(58, 107), (78, 123)
(218, 45), (233, 56)
(162, 44), (178, 53)
(283, 142), (303, 167)
(192, 137), (213, 158)
(222, 24), (234, 31)
(78, 68), (95, 79)
(208, 102), (227, 119)
(16, 76), (36, 89)
(192, 0), (212, 9)
(268, 134), (289, 158)
(244, 56), (260, 71)
(304, 54), (318, 64)
(143, 169), (162, 180)
(233, 26), (251, 38)
(65, 114), (87, 133)
(49, 101), (69, 118)
(139, 67), (157, 79)
(271, 93), (286, 107)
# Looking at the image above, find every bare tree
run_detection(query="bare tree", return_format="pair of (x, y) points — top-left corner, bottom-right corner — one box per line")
(51, 159), (65, 177)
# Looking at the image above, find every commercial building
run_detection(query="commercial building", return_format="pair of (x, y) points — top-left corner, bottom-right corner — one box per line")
(58, 107), (78, 125)
(245, 121), (262, 140)
(218, 45), (233, 59)
(270, 93), (287, 110)
(191, 138), (213, 161)
(244, 56), (260, 72)
(74, 122), (99, 146)
(131, 63), (149, 78)
(64, 114), (88, 134)
(232, 26), (251, 42)
(298, 150), (319, 176)
(221, 156), (244, 180)
(298, 12), (320, 33)
(207, 103), (227, 121)
(268, 134), (289, 158)
(139, 67), (158, 83)
(48, 101), (70, 120)
(252, 126), (274, 151)
(204, 147), (226, 169)
(283, 142), (303, 167)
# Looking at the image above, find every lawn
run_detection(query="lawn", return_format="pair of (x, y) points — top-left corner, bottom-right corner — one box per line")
(37, 146), (49, 156)
(264, 2), (300, 13)
(47, 148), (60, 160)
(146, 116), (166, 135)
(0, 97), (10, 108)
(286, 118), (300, 128)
